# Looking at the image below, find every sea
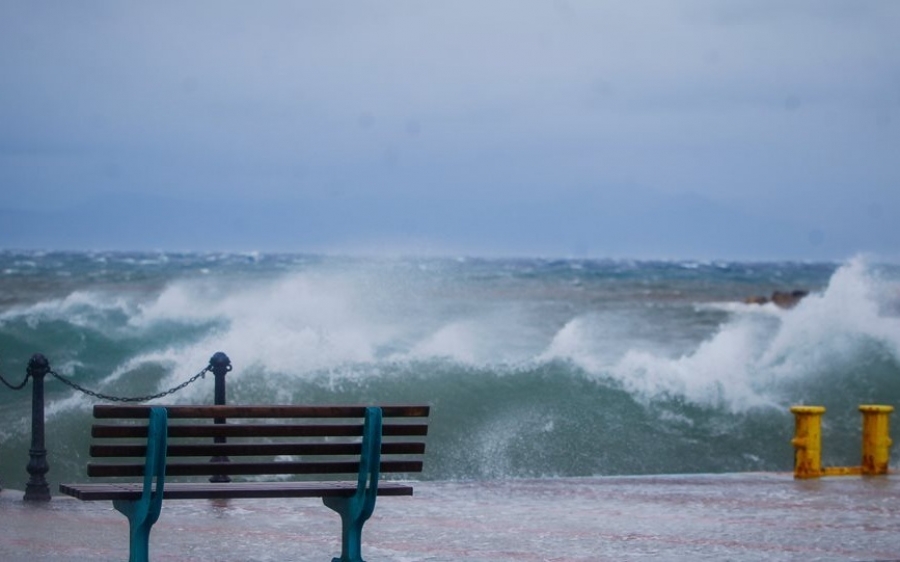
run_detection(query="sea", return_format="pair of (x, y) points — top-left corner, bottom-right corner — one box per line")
(1, 250), (899, 492)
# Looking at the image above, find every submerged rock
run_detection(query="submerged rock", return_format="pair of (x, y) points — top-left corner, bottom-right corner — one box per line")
(771, 290), (809, 308)
(744, 290), (809, 309)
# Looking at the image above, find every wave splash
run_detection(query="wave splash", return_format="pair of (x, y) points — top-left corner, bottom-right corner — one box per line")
(545, 256), (900, 412)
(0, 254), (898, 486)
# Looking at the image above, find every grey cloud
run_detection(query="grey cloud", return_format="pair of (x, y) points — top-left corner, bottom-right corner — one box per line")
(0, 1), (897, 259)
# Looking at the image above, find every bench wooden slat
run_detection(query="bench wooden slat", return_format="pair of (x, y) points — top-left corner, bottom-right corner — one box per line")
(60, 481), (414, 501)
(87, 460), (425, 478)
(93, 404), (429, 419)
(90, 441), (426, 458)
(92, 423), (429, 439)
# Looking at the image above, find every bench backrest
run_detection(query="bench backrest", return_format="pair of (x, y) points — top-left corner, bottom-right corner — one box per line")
(87, 404), (429, 480)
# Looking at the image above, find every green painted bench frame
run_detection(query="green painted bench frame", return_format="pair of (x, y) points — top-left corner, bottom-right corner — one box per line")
(60, 404), (429, 562)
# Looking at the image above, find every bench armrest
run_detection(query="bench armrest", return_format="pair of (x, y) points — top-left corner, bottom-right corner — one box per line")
(356, 406), (382, 518)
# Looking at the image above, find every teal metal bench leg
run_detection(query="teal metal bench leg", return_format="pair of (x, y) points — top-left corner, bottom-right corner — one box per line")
(112, 407), (168, 562)
(322, 495), (368, 562)
(323, 407), (382, 562)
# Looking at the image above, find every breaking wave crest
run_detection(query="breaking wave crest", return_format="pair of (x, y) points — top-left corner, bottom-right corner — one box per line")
(0, 253), (898, 488)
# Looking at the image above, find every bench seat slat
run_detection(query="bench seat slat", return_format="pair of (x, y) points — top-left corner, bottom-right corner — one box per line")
(93, 404), (429, 419)
(59, 481), (414, 501)
(87, 460), (425, 477)
(91, 442), (426, 458)
(92, 423), (429, 439)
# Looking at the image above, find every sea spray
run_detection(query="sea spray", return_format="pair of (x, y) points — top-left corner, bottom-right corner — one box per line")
(0, 252), (898, 491)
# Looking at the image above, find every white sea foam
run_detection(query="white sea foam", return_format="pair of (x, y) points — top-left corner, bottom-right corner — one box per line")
(6, 253), (900, 483)
(0, 290), (136, 332)
(126, 265), (545, 390)
(400, 309), (542, 367)
(121, 273), (394, 399)
(538, 313), (643, 372)
(542, 256), (900, 412)
(758, 257), (900, 372)
(405, 321), (487, 365)
(16, 254), (900, 418)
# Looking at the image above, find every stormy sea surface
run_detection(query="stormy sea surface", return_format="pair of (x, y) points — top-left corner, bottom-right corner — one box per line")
(1, 251), (899, 491)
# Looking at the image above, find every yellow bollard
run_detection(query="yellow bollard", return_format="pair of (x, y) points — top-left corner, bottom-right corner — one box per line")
(790, 406), (826, 479)
(859, 405), (894, 475)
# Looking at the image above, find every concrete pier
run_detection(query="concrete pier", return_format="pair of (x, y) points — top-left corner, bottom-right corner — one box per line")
(1, 473), (899, 561)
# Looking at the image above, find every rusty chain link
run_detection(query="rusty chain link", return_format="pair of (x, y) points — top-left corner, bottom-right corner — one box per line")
(48, 365), (211, 403)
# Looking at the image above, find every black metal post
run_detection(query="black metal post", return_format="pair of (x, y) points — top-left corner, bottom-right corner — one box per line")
(208, 351), (231, 483)
(24, 354), (51, 502)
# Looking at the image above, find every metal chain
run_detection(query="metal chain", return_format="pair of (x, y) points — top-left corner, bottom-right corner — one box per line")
(0, 371), (29, 390)
(49, 366), (210, 403)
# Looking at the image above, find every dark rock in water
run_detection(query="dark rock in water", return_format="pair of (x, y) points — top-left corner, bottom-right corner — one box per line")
(744, 290), (809, 309)
(771, 290), (809, 308)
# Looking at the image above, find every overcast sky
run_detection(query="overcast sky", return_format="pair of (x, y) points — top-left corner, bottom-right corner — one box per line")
(1, 1), (898, 260)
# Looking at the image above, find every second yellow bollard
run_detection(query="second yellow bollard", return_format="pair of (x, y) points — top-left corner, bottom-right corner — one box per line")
(859, 405), (894, 475)
(790, 406), (826, 479)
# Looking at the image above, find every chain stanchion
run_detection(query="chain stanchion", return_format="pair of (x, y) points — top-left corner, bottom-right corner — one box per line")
(24, 354), (51, 502)
(208, 352), (232, 483)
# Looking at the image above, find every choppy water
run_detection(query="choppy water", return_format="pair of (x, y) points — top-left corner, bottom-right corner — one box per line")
(1, 251), (899, 491)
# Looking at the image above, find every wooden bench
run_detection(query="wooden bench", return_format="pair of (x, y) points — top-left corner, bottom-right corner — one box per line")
(59, 404), (430, 562)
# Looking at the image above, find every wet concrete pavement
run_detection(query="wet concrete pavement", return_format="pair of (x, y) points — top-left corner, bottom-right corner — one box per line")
(1, 473), (899, 561)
